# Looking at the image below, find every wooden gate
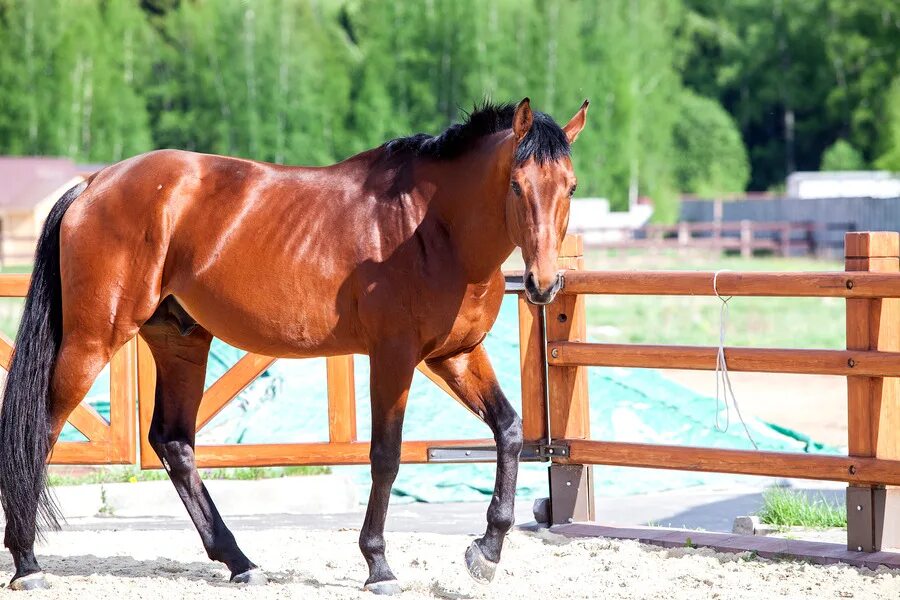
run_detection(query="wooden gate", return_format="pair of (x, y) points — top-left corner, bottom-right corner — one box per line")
(0, 274), (138, 466)
(134, 348), (499, 469)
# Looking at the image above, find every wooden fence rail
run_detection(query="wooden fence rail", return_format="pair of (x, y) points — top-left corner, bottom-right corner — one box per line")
(574, 220), (816, 257)
(548, 231), (900, 553)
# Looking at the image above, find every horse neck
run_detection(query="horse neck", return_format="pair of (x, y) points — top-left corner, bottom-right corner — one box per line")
(430, 133), (517, 283)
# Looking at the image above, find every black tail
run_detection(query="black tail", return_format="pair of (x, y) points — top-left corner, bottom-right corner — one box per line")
(0, 181), (86, 551)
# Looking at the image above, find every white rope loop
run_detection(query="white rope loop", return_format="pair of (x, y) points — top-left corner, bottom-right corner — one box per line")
(712, 269), (758, 450)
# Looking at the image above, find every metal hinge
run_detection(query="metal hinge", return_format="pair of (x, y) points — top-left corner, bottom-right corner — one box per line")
(426, 442), (569, 463)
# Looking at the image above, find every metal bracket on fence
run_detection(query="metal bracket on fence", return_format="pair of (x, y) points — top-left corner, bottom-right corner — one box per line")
(426, 442), (569, 463)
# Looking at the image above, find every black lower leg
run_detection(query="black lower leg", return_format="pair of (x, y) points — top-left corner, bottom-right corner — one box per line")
(358, 343), (414, 594)
(359, 442), (401, 587)
(152, 437), (256, 578)
(475, 407), (523, 563)
(9, 547), (41, 581)
(4, 507), (44, 587)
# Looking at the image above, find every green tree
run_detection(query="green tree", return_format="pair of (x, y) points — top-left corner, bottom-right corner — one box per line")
(820, 139), (866, 171)
(874, 78), (900, 172)
(673, 90), (750, 196)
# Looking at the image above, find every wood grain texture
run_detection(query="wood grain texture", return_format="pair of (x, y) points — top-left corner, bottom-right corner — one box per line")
(518, 295), (546, 442)
(0, 333), (12, 370)
(149, 439), (496, 469)
(547, 248), (590, 440)
(108, 338), (137, 462)
(196, 352), (277, 430)
(327, 354), (357, 443)
(548, 342), (900, 377)
(64, 403), (109, 443)
(845, 233), (900, 461)
(136, 337), (159, 469)
(563, 439), (900, 486)
(562, 270), (900, 298)
(0, 274), (30, 297)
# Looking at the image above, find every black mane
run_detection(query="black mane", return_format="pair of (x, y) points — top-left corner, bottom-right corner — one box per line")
(383, 102), (570, 164)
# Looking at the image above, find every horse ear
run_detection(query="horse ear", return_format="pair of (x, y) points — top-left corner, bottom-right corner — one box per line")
(512, 97), (533, 141)
(563, 99), (589, 144)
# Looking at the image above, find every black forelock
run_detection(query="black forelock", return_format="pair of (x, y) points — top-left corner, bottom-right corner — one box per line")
(383, 102), (571, 164)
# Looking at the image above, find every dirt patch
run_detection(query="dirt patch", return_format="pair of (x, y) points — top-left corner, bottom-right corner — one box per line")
(1, 527), (897, 599)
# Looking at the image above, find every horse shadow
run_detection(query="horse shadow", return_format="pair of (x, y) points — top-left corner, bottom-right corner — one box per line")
(0, 553), (363, 591)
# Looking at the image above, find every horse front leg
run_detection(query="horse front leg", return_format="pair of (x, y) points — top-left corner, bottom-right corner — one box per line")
(426, 343), (523, 583)
(359, 340), (416, 595)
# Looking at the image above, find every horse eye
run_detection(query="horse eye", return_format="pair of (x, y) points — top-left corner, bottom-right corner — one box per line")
(511, 181), (522, 196)
(568, 184), (577, 197)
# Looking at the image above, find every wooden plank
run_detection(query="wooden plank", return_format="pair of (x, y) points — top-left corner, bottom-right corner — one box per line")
(518, 295), (547, 442)
(0, 333), (13, 370)
(51, 442), (130, 465)
(549, 342), (900, 377)
(64, 402), (110, 443)
(181, 439), (494, 468)
(136, 337), (158, 469)
(547, 251), (590, 440)
(196, 352), (277, 430)
(562, 439), (900, 487)
(561, 270), (900, 298)
(326, 355), (357, 443)
(108, 338), (137, 463)
(845, 232), (900, 551)
(846, 232), (900, 259)
(0, 274), (30, 297)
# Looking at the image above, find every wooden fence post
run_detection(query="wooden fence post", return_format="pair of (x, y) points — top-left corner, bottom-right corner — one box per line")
(546, 234), (594, 524)
(845, 231), (900, 551)
(740, 220), (752, 258)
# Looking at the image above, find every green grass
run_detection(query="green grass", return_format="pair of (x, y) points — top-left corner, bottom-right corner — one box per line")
(756, 487), (847, 529)
(582, 251), (845, 349)
(47, 465), (330, 487)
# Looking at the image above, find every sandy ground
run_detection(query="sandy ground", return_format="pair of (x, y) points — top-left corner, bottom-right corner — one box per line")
(663, 370), (847, 448)
(1, 527), (897, 599)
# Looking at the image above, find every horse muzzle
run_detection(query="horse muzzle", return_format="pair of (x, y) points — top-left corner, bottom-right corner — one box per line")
(523, 271), (562, 305)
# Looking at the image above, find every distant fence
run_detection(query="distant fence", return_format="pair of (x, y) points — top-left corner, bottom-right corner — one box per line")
(574, 220), (815, 257)
(681, 196), (900, 258)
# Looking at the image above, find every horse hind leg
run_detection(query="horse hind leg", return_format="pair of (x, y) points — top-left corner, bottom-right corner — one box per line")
(139, 305), (264, 585)
(4, 330), (131, 590)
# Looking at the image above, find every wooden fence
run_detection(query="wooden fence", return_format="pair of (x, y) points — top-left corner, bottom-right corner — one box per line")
(0, 233), (896, 554)
(574, 220), (816, 257)
(548, 231), (900, 552)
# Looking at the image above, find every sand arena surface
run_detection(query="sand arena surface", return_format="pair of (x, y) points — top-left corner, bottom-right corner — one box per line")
(0, 527), (898, 599)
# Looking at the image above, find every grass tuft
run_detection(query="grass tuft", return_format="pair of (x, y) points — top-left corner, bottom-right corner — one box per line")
(757, 487), (846, 529)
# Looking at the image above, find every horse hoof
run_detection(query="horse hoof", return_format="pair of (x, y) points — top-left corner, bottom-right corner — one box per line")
(230, 568), (267, 585)
(465, 541), (497, 584)
(364, 579), (402, 595)
(9, 572), (49, 591)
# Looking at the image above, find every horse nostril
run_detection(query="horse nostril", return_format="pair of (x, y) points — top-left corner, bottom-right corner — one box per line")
(524, 271), (537, 291)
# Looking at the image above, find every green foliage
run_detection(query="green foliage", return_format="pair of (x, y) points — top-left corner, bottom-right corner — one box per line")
(673, 90), (750, 196)
(3, 0), (895, 218)
(874, 78), (900, 172)
(681, 0), (900, 189)
(820, 140), (866, 171)
(757, 487), (847, 529)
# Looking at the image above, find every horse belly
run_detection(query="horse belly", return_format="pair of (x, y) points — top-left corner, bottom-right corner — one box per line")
(171, 277), (361, 358)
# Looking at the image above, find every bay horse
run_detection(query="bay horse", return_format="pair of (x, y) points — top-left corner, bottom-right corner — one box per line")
(0, 98), (588, 592)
